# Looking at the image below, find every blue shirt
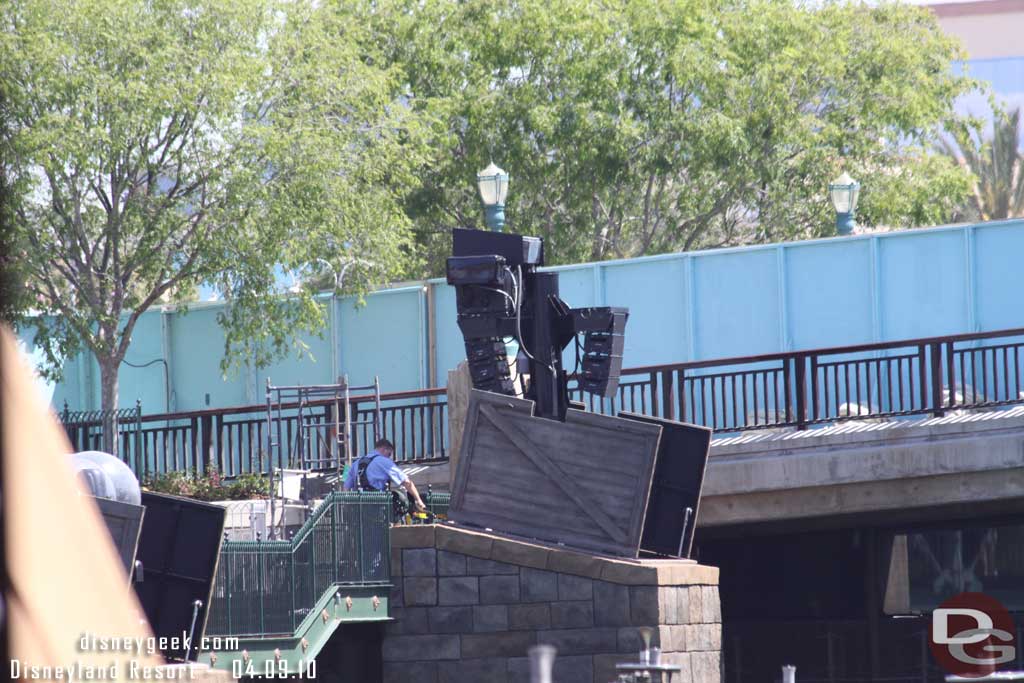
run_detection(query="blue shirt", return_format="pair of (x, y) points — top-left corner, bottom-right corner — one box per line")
(344, 450), (407, 491)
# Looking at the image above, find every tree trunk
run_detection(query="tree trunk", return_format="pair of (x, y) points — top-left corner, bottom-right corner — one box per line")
(98, 357), (120, 455)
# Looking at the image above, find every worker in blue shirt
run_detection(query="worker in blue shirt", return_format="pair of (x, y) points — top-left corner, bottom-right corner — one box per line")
(344, 438), (426, 512)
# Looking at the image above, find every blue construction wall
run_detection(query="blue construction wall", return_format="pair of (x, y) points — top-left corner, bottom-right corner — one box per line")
(23, 219), (1024, 413)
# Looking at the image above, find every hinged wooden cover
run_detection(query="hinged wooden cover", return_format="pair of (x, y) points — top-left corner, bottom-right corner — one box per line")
(449, 390), (662, 557)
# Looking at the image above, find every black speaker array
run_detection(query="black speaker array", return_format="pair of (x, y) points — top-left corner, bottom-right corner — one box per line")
(579, 308), (628, 398)
(448, 253), (519, 396)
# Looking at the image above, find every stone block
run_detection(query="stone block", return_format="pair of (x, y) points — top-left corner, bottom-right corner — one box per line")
(663, 652), (693, 683)
(508, 603), (551, 631)
(435, 525), (494, 558)
(552, 655), (593, 683)
(428, 606), (474, 634)
(403, 577), (438, 607)
(383, 661), (437, 683)
(593, 581), (630, 626)
(506, 657), (529, 680)
(629, 585), (659, 626)
(702, 585), (721, 623)
(391, 547), (404, 577)
(599, 561), (658, 585)
(490, 537), (550, 569)
(688, 586), (703, 624)
(391, 524), (436, 549)
(460, 631), (536, 658)
(403, 548), (438, 577)
(684, 623), (721, 651)
(480, 575), (520, 604)
(466, 557), (518, 575)
(437, 550), (466, 576)
(520, 567), (559, 602)
(668, 624), (688, 652)
(557, 573), (593, 601)
(593, 653), (625, 683)
(550, 601), (594, 629)
(437, 658), (508, 683)
(438, 576), (479, 605)
(536, 628), (617, 655)
(382, 634), (460, 662)
(472, 605), (509, 633)
(676, 587), (690, 625)
(546, 549), (605, 579)
(659, 586), (679, 625)
(691, 650), (721, 683)
(389, 607), (430, 635)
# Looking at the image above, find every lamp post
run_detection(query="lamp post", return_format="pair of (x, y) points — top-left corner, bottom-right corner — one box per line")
(477, 162), (509, 232)
(829, 171), (860, 236)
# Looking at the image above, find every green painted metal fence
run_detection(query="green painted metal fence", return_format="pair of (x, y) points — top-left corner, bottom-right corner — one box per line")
(206, 491), (392, 638)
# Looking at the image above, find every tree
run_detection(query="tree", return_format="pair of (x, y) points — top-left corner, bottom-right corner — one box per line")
(358, 0), (975, 273)
(939, 106), (1024, 221)
(1, 0), (428, 451)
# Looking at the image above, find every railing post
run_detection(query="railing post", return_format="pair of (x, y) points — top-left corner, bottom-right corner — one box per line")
(201, 414), (214, 474)
(214, 413), (225, 474)
(331, 500), (339, 584)
(357, 489), (365, 583)
(661, 370), (675, 421)
(930, 342), (944, 417)
(795, 355), (808, 430)
(290, 549), (296, 632)
(649, 372), (659, 416)
(224, 535), (232, 636)
(945, 341), (956, 411)
(190, 417), (199, 472)
(257, 535), (265, 635)
(918, 345), (928, 411)
(135, 400), (142, 475)
(678, 369), (687, 423)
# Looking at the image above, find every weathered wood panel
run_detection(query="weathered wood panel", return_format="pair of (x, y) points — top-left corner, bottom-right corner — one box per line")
(449, 390), (662, 557)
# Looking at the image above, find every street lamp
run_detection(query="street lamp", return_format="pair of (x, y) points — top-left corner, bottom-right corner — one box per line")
(477, 162), (509, 232)
(829, 171), (860, 236)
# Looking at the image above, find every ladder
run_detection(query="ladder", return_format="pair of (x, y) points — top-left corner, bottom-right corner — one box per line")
(264, 376), (383, 537)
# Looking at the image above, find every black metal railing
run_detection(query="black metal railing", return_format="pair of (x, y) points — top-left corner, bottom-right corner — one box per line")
(99, 388), (448, 478)
(59, 401), (142, 460)
(569, 327), (1024, 432)
(206, 491), (392, 638)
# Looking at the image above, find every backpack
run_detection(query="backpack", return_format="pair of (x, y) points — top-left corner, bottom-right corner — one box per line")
(356, 453), (411, 518)
(356, 454), (380, 491)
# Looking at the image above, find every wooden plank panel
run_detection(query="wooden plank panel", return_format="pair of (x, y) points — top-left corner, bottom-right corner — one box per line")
(449, 390), (661, 558)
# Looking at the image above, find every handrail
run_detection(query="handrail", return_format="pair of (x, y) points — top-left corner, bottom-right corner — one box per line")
(609, 326), (1024, 376)
(207, 491), (393, 638)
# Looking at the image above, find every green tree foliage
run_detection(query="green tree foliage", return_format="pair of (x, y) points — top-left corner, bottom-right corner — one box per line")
(1, 0), (428, 449)
(360, 0), (975, 272)
(939, 107), (1024, 221)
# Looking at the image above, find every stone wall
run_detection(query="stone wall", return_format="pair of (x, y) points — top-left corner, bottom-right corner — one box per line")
(383, 525), (721, 683)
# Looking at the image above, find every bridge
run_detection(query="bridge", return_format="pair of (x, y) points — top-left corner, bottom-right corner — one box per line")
(62, 325), (1024, 681)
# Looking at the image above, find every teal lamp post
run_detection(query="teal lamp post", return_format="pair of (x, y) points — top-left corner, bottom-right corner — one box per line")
(829, 171), (860, 236)
(477, 162), (509, 232)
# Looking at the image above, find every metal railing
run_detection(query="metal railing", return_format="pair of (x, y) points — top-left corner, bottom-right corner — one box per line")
(87, 327), (1024, 476)
(108, 388), (447, 478)
(206, 491), (392, 638)
(569, 327), (1024, 432)
(59, 401), (142, 459)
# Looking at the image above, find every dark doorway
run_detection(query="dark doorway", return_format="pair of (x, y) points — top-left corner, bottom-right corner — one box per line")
(315, 623), (384, 683)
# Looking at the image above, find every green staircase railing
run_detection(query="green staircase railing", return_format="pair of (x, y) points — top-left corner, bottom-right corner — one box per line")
(207, 491), (393, 638)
